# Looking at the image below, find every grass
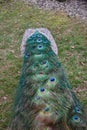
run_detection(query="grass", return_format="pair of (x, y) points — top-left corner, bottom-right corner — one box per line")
(0, 1), (87, 129)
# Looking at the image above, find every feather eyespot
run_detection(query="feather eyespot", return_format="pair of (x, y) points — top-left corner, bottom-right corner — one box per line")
(40, 88), (45, 92)
(44, 107), (50, 112)
(36, 96), (40, 100)
(72, 115), (81, 123)
(25, 53), (30, 58)
(50, 77), (56, 82)
(42, 60), (49, 68)
(37, 34), (42, 38)
(38, 45), (43, 50)
(75, 107), (82, 114)
(37, 38), (42, 43)
(43, 60), (47, 64)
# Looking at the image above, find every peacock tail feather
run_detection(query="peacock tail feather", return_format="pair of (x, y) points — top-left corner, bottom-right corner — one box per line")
(9, 31), (87, 130)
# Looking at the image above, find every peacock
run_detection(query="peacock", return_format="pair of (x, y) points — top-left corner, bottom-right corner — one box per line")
(8, 28), (87, 130)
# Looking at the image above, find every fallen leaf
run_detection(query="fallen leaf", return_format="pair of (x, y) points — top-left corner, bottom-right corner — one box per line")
(71, 46), (75, 49)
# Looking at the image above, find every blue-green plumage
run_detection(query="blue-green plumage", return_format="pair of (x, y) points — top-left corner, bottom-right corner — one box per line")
(9, 31), (87, 130)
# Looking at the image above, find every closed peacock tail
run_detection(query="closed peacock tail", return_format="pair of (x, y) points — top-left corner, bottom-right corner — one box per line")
(9, 30), (87, 130)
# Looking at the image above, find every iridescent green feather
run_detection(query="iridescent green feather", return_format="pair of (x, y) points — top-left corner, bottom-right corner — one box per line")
(9, 31), (87, 130)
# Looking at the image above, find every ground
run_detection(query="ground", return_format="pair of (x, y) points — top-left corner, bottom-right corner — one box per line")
(0, 0), (87, 130)
(23, 0), (87, 20)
